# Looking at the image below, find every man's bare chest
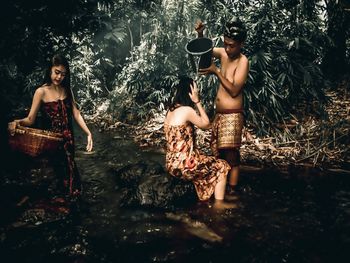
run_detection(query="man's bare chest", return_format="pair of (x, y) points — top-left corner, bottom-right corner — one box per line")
(221, 59), (239, 80)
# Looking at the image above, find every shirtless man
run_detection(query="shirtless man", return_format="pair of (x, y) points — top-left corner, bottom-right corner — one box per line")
(196, 17), (249, 193)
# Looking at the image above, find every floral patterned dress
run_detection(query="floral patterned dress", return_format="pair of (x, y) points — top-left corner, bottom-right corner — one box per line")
(164, 123), (230, 201)
(40, 97), (81, 197)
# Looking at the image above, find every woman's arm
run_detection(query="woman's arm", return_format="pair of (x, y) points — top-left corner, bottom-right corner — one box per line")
(187, 103), (210, 130)
(9, 88), (44, 131)
(72, 103), (93, 152)
(187, 82), (210, 130)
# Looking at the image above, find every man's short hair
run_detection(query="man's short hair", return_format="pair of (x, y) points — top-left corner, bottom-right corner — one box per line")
(224, 17), (247, 42)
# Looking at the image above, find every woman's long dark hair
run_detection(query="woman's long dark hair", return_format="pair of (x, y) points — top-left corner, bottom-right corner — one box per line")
(42, 54), (74, 102)
(169, 76), (194, 111)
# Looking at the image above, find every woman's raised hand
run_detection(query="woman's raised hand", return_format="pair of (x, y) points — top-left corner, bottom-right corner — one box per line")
(189, 81), (200, 104)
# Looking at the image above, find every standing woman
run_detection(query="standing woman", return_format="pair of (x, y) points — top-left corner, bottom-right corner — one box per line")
(164, 76), (230, 203)
(8, 54), (93, 198)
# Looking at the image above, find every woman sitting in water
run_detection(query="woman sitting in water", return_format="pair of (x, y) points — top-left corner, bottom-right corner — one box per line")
(164, 76), (231, 202)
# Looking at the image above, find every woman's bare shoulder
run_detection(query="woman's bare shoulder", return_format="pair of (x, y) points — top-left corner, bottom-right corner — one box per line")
(165, 106), (194, 125)
(180, 106), (195, 114)
(34, 86), (47, 96)
(170, 105), (193, 112)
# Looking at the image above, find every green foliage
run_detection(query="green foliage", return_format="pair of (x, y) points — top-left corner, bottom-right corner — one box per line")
(0, 0), (109, 117)
(0, 0), (131, 115)
(2, 0), (347, 135)
(239, 0), (330, 134)
(110, 0), (197, 122)
(322, 0), (350, 80)
(108, 0), (332, 134)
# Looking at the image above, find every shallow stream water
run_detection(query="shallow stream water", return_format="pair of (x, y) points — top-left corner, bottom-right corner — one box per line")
(0, 126), (349, 263)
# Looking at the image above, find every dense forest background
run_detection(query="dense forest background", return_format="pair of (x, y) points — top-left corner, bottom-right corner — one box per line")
(0, 0), (349, 141)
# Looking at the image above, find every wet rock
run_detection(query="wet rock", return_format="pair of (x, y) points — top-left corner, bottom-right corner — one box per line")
(114, 160), (164, 187)
(113, 161), (196, 208)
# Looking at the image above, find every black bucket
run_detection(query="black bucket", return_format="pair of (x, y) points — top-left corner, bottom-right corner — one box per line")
(185, 37), (213, 72)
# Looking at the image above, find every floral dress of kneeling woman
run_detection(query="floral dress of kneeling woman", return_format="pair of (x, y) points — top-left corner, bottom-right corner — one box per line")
(164, 76), (230, 202)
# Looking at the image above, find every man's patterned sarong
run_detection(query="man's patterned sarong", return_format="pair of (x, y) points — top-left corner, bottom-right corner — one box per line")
(211, 109), (244, 157)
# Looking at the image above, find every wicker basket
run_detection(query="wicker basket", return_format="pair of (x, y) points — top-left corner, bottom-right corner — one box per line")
(8, 126), (64, 157)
